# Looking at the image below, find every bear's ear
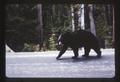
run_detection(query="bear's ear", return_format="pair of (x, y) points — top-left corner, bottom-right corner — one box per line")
(61, 31), (67, 35)
(67, 29), (72, 32)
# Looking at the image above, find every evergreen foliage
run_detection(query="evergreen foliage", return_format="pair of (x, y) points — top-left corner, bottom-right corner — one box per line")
(5, 4), (113, 52)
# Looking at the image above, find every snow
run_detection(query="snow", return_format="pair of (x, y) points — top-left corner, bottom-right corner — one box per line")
(6, 48), (115, 78)
(6, 45), (14, 53)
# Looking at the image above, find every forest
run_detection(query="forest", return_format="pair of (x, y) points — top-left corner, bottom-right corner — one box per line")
(5, 4), (114, 52)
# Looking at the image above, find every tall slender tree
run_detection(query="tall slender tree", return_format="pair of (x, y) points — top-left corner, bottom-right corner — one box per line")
(80, 4), (85, 30)
(84, 4), (90, 31)
(36, 4), (43, 51)
(89, 4), (96, 36)
(112, 5), (115, 48)
(71, 4), (75, 32)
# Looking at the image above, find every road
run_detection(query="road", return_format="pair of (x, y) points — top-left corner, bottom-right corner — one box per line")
(6, 48), (115, 78)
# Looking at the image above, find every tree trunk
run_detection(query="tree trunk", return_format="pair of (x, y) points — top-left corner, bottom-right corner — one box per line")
(105, 5), (113, 26)
(37, 4), (43, 51)
(89, 4), (96, 36)
(80, 4), (85, 30)
(112, 5), (115, 48)
(74, 5), (79, 30)
(71, 5), (75, 32)
(84, 4), (90, 31)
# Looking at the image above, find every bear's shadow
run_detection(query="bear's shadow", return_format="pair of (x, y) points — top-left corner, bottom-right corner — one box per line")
(58, 56), (102, 62)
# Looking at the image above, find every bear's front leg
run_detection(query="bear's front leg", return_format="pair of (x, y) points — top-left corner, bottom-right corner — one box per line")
(56, 46), (68, 60)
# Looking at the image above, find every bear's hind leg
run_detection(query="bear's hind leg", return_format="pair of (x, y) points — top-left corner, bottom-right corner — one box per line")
(93, 48), (101, 58)
(82, 47), (90, 58)
(72, 48), (79, 59)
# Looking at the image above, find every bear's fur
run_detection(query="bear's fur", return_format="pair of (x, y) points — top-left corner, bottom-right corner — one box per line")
(56, 30), (102, 60)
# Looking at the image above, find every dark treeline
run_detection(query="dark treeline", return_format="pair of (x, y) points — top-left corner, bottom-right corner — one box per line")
(5, 4), (114, 52)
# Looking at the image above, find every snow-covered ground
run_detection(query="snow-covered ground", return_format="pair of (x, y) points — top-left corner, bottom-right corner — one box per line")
(6, 45), (14, 53)
(6, 48), (115, 78)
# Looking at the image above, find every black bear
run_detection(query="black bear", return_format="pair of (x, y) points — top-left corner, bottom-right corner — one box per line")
(56, 30), (102, 60)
